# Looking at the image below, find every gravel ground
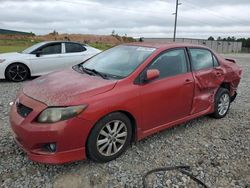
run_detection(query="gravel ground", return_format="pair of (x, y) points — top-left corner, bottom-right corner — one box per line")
(0, 54), (249, 188)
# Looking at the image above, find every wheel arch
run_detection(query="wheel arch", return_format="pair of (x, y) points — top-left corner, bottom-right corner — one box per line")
(220, 82), (230, 92)
(117, 110), (137, 143)
(86, 110), (138, 146)
(210, 87), (231, 119)
(5, 62), (31, 79)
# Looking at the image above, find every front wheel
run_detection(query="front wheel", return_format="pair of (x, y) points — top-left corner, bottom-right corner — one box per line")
(211, 88), (231, 119)
(5, 63), (30, 82)
(87, 112), (132, 162)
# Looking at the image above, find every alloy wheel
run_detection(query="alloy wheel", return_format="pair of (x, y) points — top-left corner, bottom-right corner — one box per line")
(8, 64), (28, 81)
(96, 120), (128, 157)
(218, 93), (230, 116)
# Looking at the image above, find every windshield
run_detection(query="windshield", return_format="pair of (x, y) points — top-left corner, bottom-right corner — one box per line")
(22, 42), (46, 54)
(82, 45), (156, 78)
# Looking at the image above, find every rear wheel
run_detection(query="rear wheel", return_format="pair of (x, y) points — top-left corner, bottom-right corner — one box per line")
(211, 88), (230, 119)
(87, 112), (132, 162)
(5, 63), (30, 82)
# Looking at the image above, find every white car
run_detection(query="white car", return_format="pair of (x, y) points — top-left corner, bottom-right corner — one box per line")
(0, 41), (101, 82)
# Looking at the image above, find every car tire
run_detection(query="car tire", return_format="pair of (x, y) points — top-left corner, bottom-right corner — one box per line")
(5, 63), (30, 82)
(87, 112), (132, 162)
(211, 88), (231, 119)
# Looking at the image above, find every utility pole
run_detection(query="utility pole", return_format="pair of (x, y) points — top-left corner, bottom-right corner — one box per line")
(173, 0), (181, 42)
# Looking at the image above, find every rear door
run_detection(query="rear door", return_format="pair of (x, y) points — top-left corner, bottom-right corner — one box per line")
(188, 48), (224, 114)
(59, 42), (87, 67)
(139, 48), (195, 131)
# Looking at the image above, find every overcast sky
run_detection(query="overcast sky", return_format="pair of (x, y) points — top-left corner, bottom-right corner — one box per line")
(0, 0), (249, 39)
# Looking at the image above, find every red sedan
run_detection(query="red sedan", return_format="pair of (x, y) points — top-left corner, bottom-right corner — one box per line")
(10, 43), (242, 164)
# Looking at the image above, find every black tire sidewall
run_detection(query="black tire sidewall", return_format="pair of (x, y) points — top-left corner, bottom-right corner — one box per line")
(213, 88), (230, 119)
(5, 63), (29, 82)
(87, 112), (132, 162)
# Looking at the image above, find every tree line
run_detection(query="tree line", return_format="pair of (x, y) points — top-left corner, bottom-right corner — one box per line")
(208, 36), (250, 48)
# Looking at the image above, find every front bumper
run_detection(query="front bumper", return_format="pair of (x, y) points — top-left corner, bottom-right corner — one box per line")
(9, 93), (94, 164)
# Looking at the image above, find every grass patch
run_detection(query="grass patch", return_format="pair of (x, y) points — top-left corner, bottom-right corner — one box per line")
(0, 38), (42, 46)
(0, 39), (42, 53)
(88, 42), (114, 51)
(0, 46), (29, 53)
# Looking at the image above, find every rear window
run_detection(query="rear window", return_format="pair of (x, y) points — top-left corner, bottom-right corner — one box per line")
(65, 43), (86, 53)
(189, 49), (214, 71)
(213, 55), (219, 66)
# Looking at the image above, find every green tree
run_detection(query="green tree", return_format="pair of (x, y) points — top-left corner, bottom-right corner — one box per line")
(111, 30), (116, 36)
(208, 36), (215, 41)
(237, 38), (250, 47)
(217, 36), (222, 41)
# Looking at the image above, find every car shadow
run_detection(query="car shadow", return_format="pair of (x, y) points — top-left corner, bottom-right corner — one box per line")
(0, 76), (39, 83)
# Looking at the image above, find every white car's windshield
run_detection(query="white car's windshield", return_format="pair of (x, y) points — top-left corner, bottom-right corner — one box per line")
(21, 42), (47, 54)
(82, 45), (156, 78)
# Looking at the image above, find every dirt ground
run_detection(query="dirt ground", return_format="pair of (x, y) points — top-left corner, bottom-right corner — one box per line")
(0, 33), (135, 45)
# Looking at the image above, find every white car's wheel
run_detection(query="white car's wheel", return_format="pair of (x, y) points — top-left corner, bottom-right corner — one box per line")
(5, 63), (30, 82)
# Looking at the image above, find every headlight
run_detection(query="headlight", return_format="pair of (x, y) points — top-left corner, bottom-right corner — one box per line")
(0, 59), (6, 63)
(37, 105), (87, 123)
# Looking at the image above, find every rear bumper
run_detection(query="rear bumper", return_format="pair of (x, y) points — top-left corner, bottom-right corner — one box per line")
(9, 93), (94, 164)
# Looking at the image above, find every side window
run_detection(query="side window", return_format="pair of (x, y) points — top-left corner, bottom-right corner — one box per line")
(65, 43), (86, 53)
(149, 49), (188, 79)
(189, 49), (213, 71)
(40, 43), (61, 55)
(213, 55), (219, 67)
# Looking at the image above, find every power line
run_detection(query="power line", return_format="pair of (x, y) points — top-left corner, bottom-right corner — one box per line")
(184, 0), (250, 25)
(54, 0), (247, 38)
(172, 1), (217, 37)
(55, 0), (226, 29)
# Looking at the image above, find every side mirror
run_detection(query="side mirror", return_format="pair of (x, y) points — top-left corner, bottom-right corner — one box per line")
(145, 69), (160, 82)
(35, 50), (42, 57)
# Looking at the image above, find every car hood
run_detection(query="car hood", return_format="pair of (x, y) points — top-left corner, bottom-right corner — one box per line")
(0, 52), (30, 59)
(23, 69), (117, 106)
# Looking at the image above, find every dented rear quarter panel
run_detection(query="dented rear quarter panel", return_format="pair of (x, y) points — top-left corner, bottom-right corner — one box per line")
(218, 55), (242, 95)
(190, 53), (242, 114)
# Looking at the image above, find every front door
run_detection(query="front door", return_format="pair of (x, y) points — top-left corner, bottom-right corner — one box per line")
(30, 42), (63, 75)
(139, 48), (195, 131)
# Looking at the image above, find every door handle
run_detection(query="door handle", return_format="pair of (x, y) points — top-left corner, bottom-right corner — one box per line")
(215, 72), (223, 76)
(184, 79), (193, 85)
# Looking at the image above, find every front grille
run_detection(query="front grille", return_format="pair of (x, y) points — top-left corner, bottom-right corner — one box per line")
(16, 103), (33, 118)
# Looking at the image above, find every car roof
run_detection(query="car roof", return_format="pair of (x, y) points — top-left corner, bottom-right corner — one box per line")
(40, 41), (84, 45)
(124, 42), (209, 50)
